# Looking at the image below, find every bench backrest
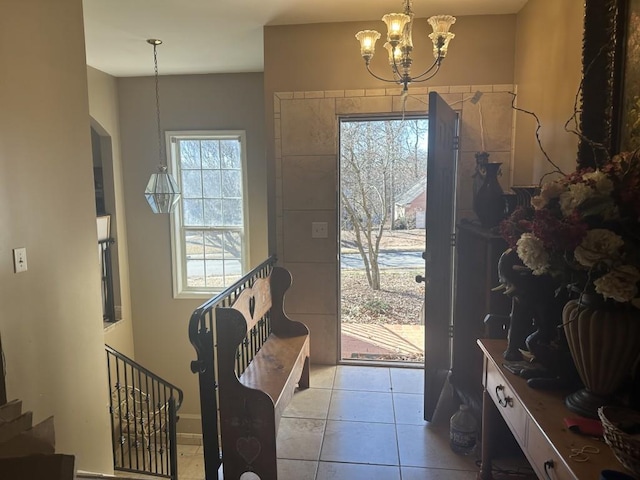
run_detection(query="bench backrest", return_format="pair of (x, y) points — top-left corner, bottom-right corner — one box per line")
(215, 266), (308, 380)
(229, 275), (272, 335)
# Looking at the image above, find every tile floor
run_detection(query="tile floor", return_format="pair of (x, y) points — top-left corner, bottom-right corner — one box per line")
(176, 364), (487, 480)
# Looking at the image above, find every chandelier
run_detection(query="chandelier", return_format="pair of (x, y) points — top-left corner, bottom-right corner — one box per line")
(144, 39), (181, 214)
(355, 0), (456, 92)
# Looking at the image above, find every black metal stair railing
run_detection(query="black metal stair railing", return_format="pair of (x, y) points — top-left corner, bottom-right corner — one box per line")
(106, 345), (183, 480)
(188, 255), (277, 478)
(99, 238), (116, 323)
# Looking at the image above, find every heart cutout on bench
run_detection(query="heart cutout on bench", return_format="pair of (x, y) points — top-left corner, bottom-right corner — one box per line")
(248, 295), (256, 319)
(236, 435), (261, 465)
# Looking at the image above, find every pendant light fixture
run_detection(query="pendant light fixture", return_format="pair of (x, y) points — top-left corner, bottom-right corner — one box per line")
(144, 39), (181, 214)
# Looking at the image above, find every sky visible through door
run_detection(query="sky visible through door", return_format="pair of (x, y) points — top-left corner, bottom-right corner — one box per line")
(339, 116), (428, 364)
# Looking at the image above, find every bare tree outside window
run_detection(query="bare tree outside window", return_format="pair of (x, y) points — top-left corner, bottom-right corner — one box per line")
(340, 118), (428, 290)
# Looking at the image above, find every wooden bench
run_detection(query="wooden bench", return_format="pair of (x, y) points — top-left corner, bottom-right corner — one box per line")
(216, 265), (310, 480)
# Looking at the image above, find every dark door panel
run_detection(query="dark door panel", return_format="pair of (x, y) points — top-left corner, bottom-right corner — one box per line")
(424, 92), (458, 421)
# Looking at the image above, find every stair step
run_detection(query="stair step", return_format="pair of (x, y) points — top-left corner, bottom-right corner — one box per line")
(0, 399), (23, 421)
(76, 472), (159, 480)
(0, 453), (74, 479)
(0, 411), (33, 444)
(0, 415), (55, 458)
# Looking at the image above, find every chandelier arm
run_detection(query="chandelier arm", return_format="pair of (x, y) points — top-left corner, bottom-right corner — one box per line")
(365, 63), (402, 84)
(412, 64), (443, 84)
(411, 57), (442, 81)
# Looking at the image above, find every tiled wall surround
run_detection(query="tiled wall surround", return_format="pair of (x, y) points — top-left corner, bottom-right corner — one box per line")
(274, 85), (516, 364)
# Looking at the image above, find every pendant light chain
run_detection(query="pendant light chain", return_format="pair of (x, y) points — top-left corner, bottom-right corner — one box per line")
(153, 42), (165, 166)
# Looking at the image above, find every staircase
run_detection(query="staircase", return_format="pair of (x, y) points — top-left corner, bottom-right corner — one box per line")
(0, 349), (183, 480)
(0, 399), (75, 479)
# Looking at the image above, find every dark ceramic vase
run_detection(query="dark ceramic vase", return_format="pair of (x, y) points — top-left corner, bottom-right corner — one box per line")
(563, 296), (640, 418)
(473, 162), (505, 228)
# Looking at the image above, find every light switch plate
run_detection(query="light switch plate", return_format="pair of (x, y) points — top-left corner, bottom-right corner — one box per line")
(311, 222), (328, 238)
(13, 248), (27, 273)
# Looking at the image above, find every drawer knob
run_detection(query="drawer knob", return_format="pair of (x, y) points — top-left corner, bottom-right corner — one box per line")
(495, 385), (513, 407)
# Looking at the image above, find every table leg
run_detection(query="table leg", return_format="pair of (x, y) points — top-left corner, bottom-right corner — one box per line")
(479, 388), (495, 480)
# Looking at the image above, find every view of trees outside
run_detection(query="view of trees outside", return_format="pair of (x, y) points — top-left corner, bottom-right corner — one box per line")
(340, 118), (428, 290)
(178, 137), (245, 289)
(340, 117), (428, 362)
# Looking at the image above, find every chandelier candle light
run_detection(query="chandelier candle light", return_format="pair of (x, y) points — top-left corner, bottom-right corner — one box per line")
(144, 39), (181, 214)
(355, 0), (455, 92)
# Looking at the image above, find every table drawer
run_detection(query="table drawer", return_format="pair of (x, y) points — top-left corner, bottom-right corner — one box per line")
(526, 420), (573, 480)
(485, 360), (527, 444)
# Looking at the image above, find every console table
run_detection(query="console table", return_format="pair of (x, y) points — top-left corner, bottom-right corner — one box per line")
(478, 339), (624, 479)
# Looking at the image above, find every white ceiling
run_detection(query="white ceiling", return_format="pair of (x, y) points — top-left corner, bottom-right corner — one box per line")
(82, 0), (529, 77)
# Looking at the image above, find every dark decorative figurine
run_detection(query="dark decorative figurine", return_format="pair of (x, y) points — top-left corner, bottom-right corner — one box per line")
(493, 249), (580, 389)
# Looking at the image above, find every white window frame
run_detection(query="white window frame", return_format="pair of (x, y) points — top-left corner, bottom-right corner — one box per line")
(167, 130), (249, 299)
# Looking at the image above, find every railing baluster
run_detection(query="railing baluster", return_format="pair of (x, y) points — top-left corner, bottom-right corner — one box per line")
(152, 378), (160, 474)
(122, 362), (132, 470)
(99, 238), (116, 323)
(162, 385), (171, 474)
(136, 367), (146, 472)
(161, 385), (167, 475)
(106, 352), (116, 468)
(131, 364), (140, 470)
(144, 372), (153, 470)
(168, 396), (178, 480)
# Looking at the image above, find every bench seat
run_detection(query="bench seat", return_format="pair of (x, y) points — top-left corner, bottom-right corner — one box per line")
(240, 332), (310, 425)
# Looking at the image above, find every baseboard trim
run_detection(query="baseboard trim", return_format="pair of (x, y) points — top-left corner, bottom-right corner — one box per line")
(176, 432), (203, 445)
(177, 413), (202, 435)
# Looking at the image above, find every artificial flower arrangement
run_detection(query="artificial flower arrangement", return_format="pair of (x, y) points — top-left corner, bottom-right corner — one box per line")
(500, 150), (640, 307)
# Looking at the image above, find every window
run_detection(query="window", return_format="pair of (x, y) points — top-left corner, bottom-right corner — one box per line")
(168, 131), (248, 298)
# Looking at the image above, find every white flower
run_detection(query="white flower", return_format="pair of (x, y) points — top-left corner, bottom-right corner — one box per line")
(582, 170), (614, 195)
(574, 229), (624, 267)
(594, 265), (640, 303)
(559, 182), (594, 216)
(530, 195), (547, 210)
(516, 233), (549, 275)
(541, 180), (565, 200)
(531, 181), (564, 210)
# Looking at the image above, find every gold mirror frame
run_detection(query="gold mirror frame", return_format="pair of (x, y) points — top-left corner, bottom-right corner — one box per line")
(579, 0), (628, 169)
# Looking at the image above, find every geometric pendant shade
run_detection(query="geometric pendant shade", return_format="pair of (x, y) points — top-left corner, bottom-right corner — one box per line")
(145, 165), (180, 214)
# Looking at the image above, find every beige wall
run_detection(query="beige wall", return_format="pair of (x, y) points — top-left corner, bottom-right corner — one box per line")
(265, 16), (519, 364)
(117, 72), (267, 429)
(264, 16), (517, 94)
(0, 0), (112, 473)
(513, 0), (584, 183)
(87, 66), (136, 357)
